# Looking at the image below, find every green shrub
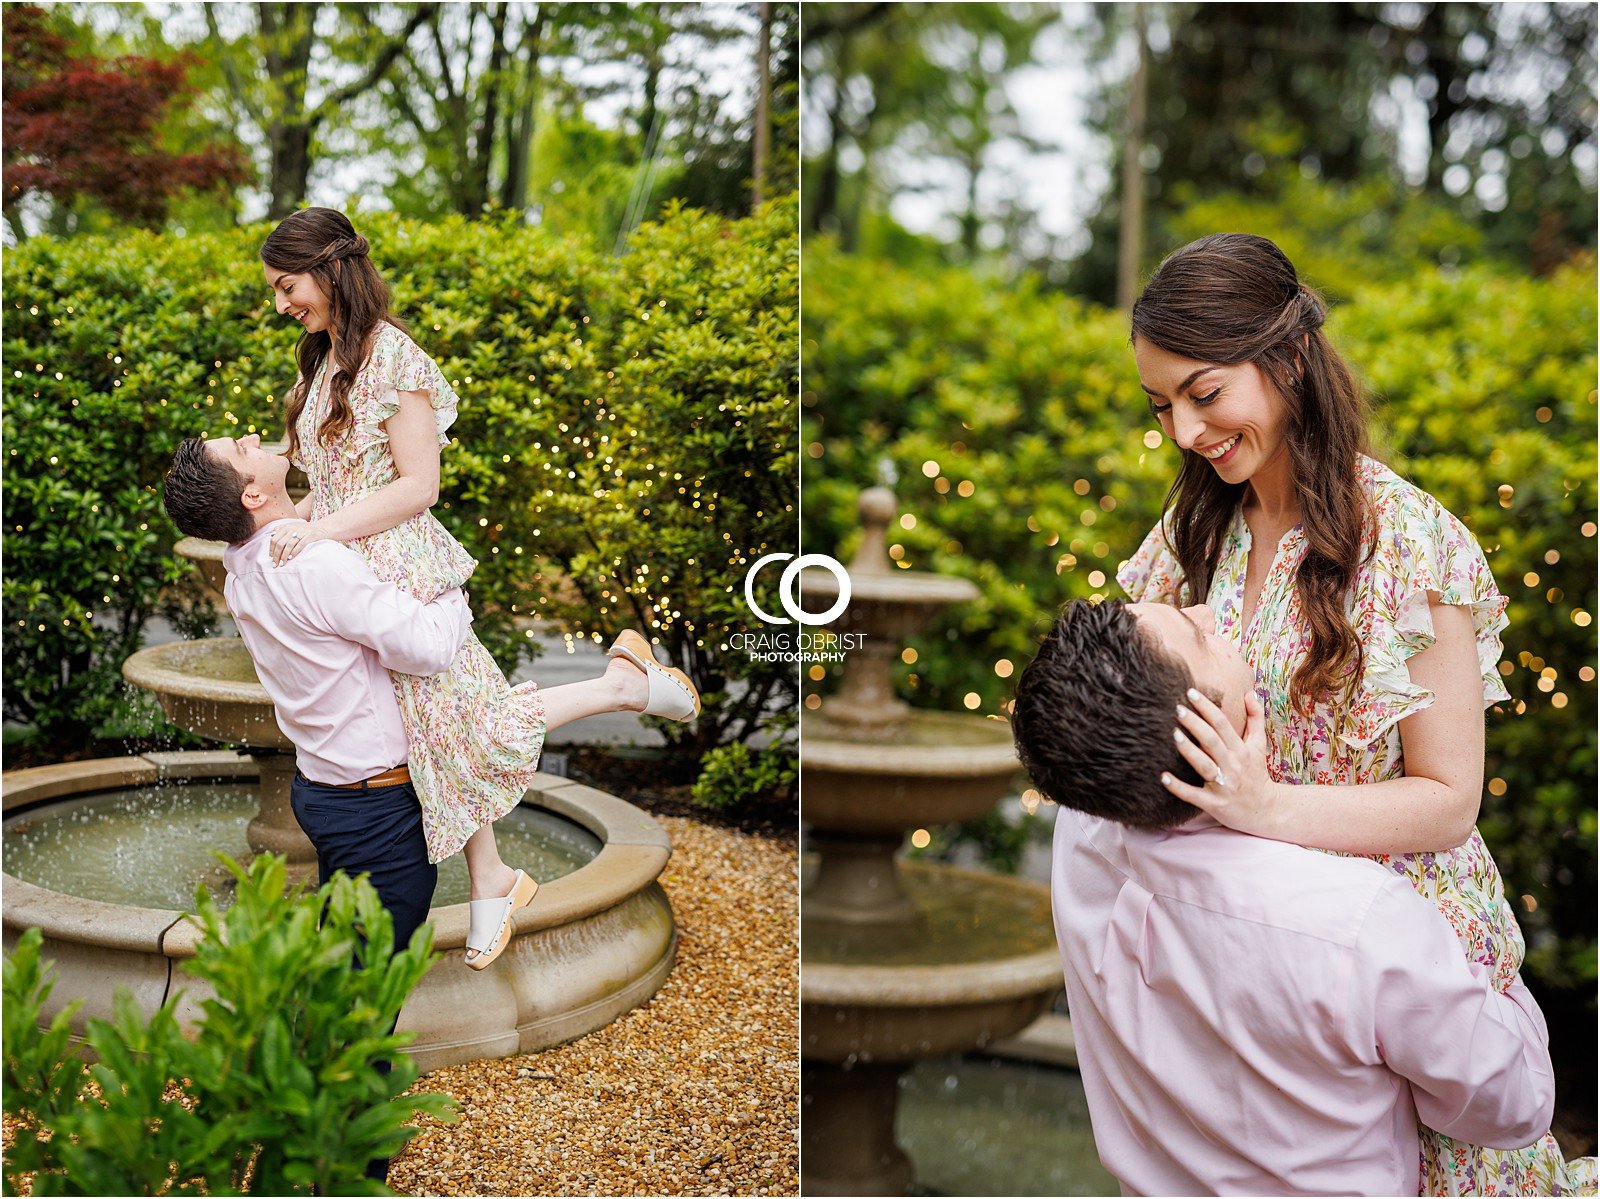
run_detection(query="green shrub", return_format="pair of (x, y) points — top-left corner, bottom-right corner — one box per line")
(692, 728), (798, 813)
(801, 242), (1597, 1000)
(3, 197), (797, 758)
(1159, 171), (1488, 304)
(2, 855), (457, 1195)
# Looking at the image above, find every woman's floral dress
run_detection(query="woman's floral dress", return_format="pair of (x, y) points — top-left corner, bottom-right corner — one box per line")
(1119, 455), (1595, 1197)
(292, 321), (545, 863)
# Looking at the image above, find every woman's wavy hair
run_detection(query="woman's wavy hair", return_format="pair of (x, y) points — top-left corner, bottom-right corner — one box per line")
(1131, 232), (1375, 713)
(259, 207), (407, 462)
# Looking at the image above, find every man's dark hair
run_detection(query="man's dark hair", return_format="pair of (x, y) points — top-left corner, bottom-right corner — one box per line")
(1012, 598), (1210, 829)
(163, 437), (257, 545)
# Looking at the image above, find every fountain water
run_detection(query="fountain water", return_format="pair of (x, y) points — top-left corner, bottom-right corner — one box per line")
(800, 485), (1063, 1196)
(2, 472), (677, 1071)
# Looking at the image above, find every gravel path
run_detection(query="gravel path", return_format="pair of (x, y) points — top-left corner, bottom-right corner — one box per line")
(389, 817), (799, 1197)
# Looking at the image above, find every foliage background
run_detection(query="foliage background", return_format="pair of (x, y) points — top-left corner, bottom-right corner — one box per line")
(3, 197), (797, 762)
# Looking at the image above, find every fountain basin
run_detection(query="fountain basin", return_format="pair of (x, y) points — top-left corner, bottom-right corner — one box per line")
(801, 861), (1061, 1197)
(803, 963), (1060, 1063)
(174, 536), (227, 596)
(802, 712), (1020, 834)
(802, 861), (1060, 1061)
(122, 639), (291, 750)
(2, 753), (677, 1072)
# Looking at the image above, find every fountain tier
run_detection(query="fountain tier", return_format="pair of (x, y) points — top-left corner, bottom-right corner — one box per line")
(122, 637), (311, 873)
(123, 638), (292, 749)
(799, 482), (1061, 1195)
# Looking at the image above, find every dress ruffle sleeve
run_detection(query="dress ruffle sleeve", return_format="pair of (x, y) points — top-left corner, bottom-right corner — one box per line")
(1340, 489), (1511, 751)
(351, 324), (461, 457)
(1117, 516), (1188, 605)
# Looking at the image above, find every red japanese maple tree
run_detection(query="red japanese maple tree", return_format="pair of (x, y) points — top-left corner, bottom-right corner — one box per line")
(3, 5), (250, 229)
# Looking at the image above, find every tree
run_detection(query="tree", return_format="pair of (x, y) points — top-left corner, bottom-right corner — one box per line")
(801, 4), (1056, 255)
(1071, 2), (1597, 299)
(361, 3), (781, 227)
(363, 2), (557, 219)
(663, 3), (800, 219)
(1, 5), (248, 238)
(202, 2), (438, 219)
(801, 2), (894, 240)
(762, 1), (803, 201)
(753, 2), (773, 206)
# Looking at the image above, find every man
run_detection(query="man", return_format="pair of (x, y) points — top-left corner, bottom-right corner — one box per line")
(163, 431), (468, 1184)
(1011, 597), (1555, 1197)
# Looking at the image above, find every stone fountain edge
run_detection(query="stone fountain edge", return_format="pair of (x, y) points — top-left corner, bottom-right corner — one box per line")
(802, 947), (1063, 1008)
(2, 754), (672, 958)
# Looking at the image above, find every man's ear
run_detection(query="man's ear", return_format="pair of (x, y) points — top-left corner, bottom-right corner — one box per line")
(239, 477), (269, 512)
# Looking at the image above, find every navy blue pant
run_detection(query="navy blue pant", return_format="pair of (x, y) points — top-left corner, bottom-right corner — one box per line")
(291, 773), (438, 1184)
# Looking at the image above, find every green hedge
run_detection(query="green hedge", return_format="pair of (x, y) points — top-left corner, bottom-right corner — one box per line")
(801, 242), (1598, 996)
(3, 197), (797, 761)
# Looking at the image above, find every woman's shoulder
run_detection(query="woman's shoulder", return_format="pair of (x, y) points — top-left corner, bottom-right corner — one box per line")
(353, 319), (459, 437)
(1353, 454), (1498, 592)
(366, 319), (431, 362)
(362, 321), (451, 390)
(1117, 512), (1185, 603)
(1356, 454), (1468, 540)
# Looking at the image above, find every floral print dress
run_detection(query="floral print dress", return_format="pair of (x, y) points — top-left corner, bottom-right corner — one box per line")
(1119, 455), (1594, 1197)
(292, 321), (546, 864)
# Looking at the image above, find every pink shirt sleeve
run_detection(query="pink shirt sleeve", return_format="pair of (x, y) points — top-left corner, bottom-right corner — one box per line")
(1351, 879), (1554, 1149)
(296, 543), (473, 677)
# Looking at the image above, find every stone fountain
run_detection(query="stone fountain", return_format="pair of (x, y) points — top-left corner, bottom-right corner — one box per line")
(3, 464), (677, 1071)
(800, 485), (1063, 1196)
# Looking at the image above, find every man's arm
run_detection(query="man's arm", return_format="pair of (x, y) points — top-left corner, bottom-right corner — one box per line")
(1356, 881), (1554, 1149)
(297, 544), (473, 676)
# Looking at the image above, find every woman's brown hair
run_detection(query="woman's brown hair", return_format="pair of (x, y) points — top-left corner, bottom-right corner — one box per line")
(259, 207), (407, 463)
(1131, 232), (1375, 713)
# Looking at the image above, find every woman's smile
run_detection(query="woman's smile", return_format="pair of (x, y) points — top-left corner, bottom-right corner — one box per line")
(1197, 434), (1242, 465)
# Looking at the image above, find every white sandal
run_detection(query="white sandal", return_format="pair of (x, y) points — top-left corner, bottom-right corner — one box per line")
(464, 869), (538, 971)
(607, 629), (701, 722)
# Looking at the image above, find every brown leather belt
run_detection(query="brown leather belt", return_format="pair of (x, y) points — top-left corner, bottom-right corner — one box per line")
(322, 764), (411, 791)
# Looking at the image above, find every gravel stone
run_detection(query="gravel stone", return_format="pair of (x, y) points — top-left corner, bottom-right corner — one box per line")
(389, 817), (799, 1197)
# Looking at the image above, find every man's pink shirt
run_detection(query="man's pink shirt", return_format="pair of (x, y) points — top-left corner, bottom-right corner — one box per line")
(1051, 806), (1555, 1196)
(222, 519), (472, 785)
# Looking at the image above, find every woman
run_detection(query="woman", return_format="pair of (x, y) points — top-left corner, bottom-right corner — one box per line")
(1117, 233), (1591, 1195)
(257, 207), (700, 969)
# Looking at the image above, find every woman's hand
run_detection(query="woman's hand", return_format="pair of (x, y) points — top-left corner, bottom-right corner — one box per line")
(1162, 688), (1286, 838)
(269, 519), (333, 566)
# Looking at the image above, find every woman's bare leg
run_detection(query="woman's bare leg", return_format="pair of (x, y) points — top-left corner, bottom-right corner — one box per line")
(540, 653), (647, 731)
(462, 655), (648, 908)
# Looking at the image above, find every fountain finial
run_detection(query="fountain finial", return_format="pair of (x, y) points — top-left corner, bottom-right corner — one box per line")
(851, 483), (897, 575)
